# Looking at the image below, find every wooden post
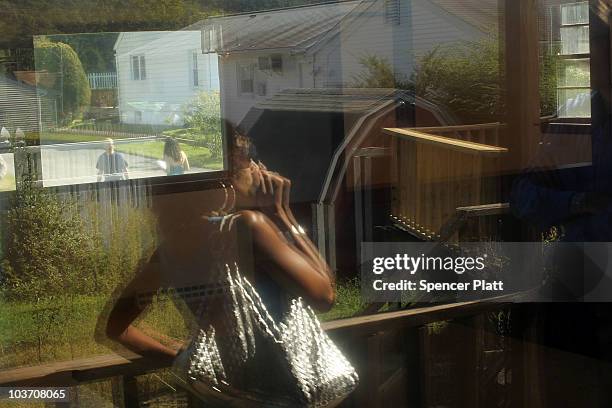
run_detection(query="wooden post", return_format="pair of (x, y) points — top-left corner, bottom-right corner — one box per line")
(589, 0), (612, 128)
(122, 375), (139, 408)
(503, 0), (542, 171)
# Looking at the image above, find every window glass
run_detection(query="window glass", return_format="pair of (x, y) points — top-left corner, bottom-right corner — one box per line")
(31, 32), (224, 187)
(3, 1), (612, 407)
(559, 58), (590, 87)
(192, 51), (199, 87)
(238, 63), (255, 94)
(561, 1), (589, 25)
(560, 25), (590, 54)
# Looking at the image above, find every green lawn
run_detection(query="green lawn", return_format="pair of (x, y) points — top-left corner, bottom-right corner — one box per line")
(0, 279), (365, 370)
(116, 141), (223, 170)
(0, 175), (15, 192)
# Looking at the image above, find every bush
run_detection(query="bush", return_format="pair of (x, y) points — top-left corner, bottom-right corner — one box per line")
(1, 180), (99, 301)
(34, 38), (91, 123)
(354, 37), (559, 123)
(352, 55), (411, 89)
(179, 91), (223, 159)
(412, 39), (504, 123)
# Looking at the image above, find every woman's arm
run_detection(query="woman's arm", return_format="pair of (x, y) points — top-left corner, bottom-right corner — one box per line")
(259, 169), (332, 280)
(182, 151), (190, 171)
(238, 210), (335, 312)
(105, 255), (179, 363)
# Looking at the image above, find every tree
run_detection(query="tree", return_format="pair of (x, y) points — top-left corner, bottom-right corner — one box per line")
(34, 39), (91, 121)
(180, 91), (223, 159)
(352, 55), (411, 89)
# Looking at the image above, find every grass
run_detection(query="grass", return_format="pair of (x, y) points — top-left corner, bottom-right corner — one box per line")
(319, 278), (367, 322)
(0, 279), (365, 370)
(0, 175), (15, 192)
(0, 293), (191, 369)
(0, 279), (366, 406)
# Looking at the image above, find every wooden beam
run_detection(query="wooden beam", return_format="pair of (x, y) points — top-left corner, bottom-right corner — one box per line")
(323, 290), (537, 336)
(411, 123), (503, 132)
(455, 203), (510, 217)
(503, 0), (542, 170)
(383, 128), (508, 156)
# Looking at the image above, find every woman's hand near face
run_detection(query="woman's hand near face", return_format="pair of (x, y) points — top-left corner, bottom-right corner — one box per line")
(253, 165), (333, 284)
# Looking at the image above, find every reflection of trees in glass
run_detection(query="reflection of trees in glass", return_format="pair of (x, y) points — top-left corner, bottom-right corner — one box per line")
(0, 178), (157, 361)
(412, 39), (503, 123)
(34, 39), (91, 122)
(354, 38), (560, 122)
(0, 1), (328, 50)
(176, 91), (223, 160)
(47, 33), (120, 73)
(352, 55), (410, 89)
(540, 46), (559, 118)
(1, 179), (98, 302)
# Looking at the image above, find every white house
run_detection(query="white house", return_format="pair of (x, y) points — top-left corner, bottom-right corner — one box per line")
(197, 0), (498, 125)
(114, 31), (220, 125)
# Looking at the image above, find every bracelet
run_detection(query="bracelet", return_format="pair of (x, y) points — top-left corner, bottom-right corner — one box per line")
(290, 224), (306, 235)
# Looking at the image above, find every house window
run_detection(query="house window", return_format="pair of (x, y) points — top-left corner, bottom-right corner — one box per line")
(270, 54), (283, 73)
(258, 56), (271, 71)
(384, 0), (400, 25)
(557, 1), (590, 118)
(237, 63), (254, 95)
(131, 55), (146, 80)
(192, 51), (200, 87)
(258, 55), (283, 73)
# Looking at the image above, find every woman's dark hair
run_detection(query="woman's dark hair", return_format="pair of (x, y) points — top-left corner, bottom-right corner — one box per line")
(163, 137), (182, 161)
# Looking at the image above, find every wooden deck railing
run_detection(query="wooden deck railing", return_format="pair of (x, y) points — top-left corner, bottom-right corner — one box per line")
(383, 124), (508, 240)
(0, 291), (539, 407)
(409, 123), (504, 146)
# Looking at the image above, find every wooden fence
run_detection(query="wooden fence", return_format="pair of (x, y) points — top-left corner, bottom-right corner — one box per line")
(384, 124), (508, 241)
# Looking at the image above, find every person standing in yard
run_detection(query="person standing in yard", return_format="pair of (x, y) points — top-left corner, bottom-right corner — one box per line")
(163, 137), (190, 176)
(97, 138), (128, 182)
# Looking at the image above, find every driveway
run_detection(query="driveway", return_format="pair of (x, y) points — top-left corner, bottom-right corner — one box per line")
(40, 139), (209, 187)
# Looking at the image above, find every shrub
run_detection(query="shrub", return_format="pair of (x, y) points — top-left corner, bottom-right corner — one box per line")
(0, 179), (99, 301)
(354, 37), (559, 123)
(34, 38), (91, 123)
(352, 55), (411, 89)
(412, 39), (504, 123)
(179, 91), (223, 159)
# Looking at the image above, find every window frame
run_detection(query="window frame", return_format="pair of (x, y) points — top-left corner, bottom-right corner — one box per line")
(131, 54), (147, 81)
(237, 62), (255, 96)
(557, 1), (591, 118)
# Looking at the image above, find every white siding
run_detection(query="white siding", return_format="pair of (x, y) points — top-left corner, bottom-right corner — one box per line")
(314, 0), (415, 87)
(216, 0), (493, 125)
(410, 0), (487, 58)
(313, 0), (488, 88)
(220, 52), (302, 126)
(115, 31), (220, 125)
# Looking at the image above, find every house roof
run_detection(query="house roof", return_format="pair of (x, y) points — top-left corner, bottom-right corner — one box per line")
(114, 31), (201, 56)
(253, 87), (407, 112)
(428, 0), (499, 33)
(197, 1), (360, 53)
(240, 87), (457, 132)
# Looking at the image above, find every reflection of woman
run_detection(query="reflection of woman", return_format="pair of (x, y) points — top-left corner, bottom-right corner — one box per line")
(104, 130), (335, 402)
(163, 138), (190, 176)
